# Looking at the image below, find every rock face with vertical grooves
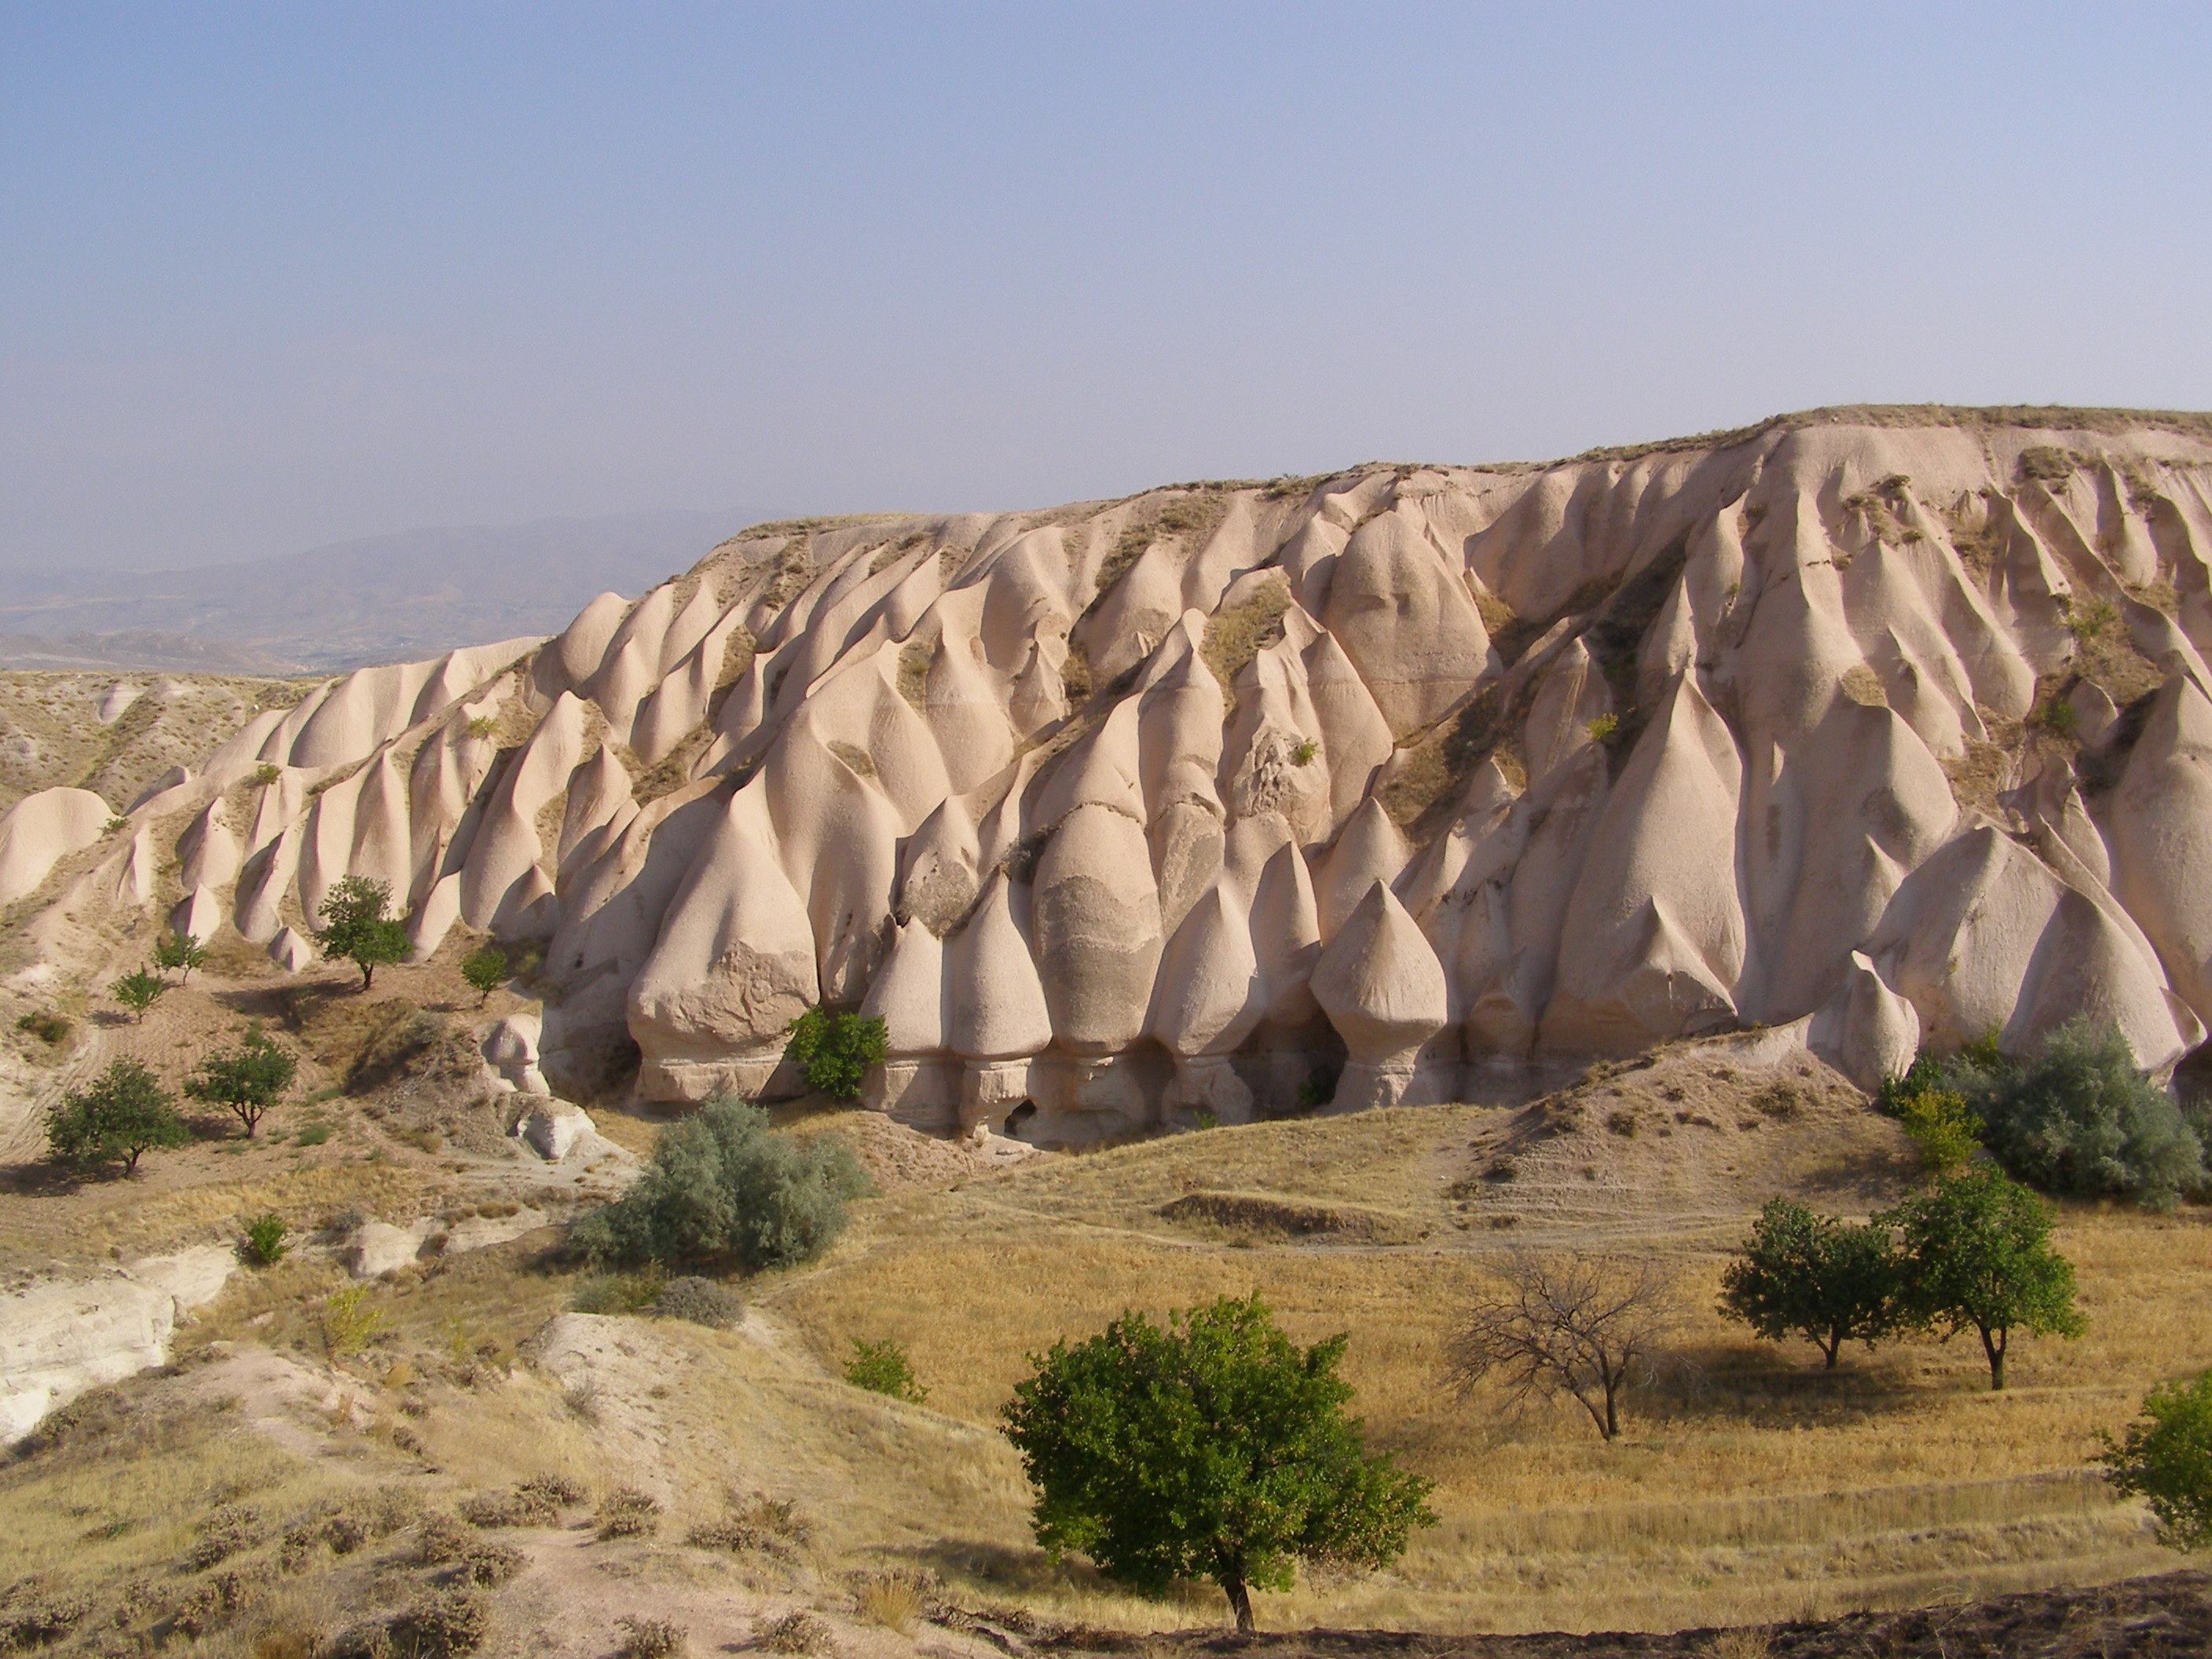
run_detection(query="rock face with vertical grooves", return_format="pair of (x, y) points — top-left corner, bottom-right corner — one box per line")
(22, 408), (2212, 1146)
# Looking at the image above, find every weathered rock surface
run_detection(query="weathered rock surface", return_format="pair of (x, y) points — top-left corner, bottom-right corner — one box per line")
(26, 408), (2212, 1144)
(0, 1246), (236, 1444)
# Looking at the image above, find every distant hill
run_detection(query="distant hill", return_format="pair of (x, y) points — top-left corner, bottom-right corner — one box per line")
(0, 508), (758, 672)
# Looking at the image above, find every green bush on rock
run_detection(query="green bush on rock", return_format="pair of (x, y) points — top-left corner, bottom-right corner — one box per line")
(782, 1008), (888, 1099)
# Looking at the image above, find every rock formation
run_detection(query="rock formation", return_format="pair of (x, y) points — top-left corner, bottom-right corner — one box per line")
(18, 408), (2212, 1145)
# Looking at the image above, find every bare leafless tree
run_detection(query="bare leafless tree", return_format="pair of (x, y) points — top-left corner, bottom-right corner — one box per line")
(1445, 1251), (1681, 1441)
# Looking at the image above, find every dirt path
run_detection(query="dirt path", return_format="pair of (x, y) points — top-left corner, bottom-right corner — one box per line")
(1052, 1570), (2212, 1657)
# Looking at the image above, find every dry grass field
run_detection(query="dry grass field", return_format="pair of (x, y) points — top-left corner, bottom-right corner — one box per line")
(4, 999), (2210, 1653)
(762, 1042), (2212, 1635)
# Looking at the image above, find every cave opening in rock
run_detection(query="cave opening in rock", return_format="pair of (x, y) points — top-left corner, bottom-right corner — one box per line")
(1003, 1100), (1038, 1138)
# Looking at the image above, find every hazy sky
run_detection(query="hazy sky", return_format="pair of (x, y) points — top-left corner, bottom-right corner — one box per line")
(5, 3), (2210, 571)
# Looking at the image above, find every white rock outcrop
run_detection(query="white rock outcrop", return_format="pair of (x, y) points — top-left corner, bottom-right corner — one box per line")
(28, 411), (2212, 1144)
(0, 1246), (236, 1444)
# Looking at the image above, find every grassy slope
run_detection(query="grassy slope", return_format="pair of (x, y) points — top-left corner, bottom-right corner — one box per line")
(764, 1045), (2204, 1634)
(4, 991), (2208, 1649)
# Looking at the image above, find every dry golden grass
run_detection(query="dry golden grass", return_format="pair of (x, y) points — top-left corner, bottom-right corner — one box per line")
(5, 1026), (2207, 1643)
(0, 669), (311, 815)
(763, 1073), (2207, 1635)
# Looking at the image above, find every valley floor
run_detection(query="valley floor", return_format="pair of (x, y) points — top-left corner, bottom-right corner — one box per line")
(3, 954), (2210, 1654)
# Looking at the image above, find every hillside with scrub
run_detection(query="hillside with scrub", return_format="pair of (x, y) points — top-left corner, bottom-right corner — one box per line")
(7, 407), (2212, 1655)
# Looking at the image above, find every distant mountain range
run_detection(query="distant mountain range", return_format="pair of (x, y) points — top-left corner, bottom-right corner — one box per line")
(0, 508), (760, 673)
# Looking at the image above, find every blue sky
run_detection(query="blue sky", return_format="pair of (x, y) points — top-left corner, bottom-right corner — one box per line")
(4, 2), (2210, 569)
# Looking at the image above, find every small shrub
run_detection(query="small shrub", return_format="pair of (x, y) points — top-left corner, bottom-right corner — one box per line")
(104, 814), (130, 834)
(460, 944), (508, 1003)
(186, 1503), (266, 1569)
(1876, 1052), (1948, 1117)
(243, 1213), (291, 1266)
(0, 1591), (93, 1650)
(2033, 694), (2080, 737)
(654, 1276), (745, 1328)
(1295, 1061), (1341, 1111)
(1895, 1086), (1979, 1174)
(385, 1590), (489, 1658)
(562, 1381), (602, 1423)
(112, 964), (167, 1021)
(569, 1098), (870, 1274)
(516, 1472), (588, 1508)
(1291, 738), (1318, 766)
(416, 1513), (474, 1564)
(464, 716), (499, 740)
(755, 1611), (831, 1655)
(16, 1009), (71, 1045)
(573, 1270), (665, 1316)
(2100, 1368), (2212, 1550)
(686, 1492), (811, 1555)
(153, 928), (209, 983)
(855, 1573), (923, 1633)
(843, 1338), (928, 1404)
(459, 1486), (562, 1529)
(1606, 1109), (1638, 1137)
(1750, 1082), (1802, 1120)
(170, 1565), (273, 1635)
(456, 1541), (525, 1587)
(617, 1616), (687, 1658)
(1584, 712), (1620, 742)
(321, 1285), (386, 1358)
(295, 1122), (331, 1147)
(251, 763), (283, 787)
(595, 1488), (661, 1540)
(1947, 1017), (2203, 1207)
(782, 1008), (888, 1099)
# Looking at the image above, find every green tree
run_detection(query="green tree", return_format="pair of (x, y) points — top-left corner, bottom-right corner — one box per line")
(2100, 1369), (2212, 1551)
(185, 1022), (298, 1137)
(1884, 1168), (2086, 1390)
(111, 964), (166, 1022)
(152, 928), (209, 984)
(1718, 1198), (1906, 1369)
(844, 1338), (928, 1403)
(47, 1057), (190, 1174)
(569, 1098), (871, 1273)
(782, 1008), (889, 1099)
(460, 943), (509, 1004)
(1002, 1294), (1435, 1632)
(312, 875), (412, 989)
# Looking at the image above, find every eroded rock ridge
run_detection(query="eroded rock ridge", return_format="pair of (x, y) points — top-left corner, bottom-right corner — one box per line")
(13, 409), (2212, 1145)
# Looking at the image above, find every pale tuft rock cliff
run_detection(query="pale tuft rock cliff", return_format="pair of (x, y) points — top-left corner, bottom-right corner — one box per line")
(20, 408), (2212, 1143)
